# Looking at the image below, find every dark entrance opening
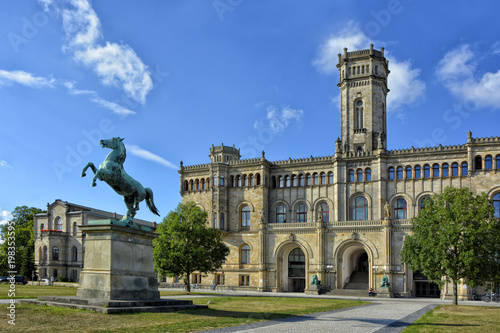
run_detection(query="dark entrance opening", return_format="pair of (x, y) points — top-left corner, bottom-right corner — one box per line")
(414, 271), (440, 298)
(357, 253), (368, 272)
(288, 248), (305, 292)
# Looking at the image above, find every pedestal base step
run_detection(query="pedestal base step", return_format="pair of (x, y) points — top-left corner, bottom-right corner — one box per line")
(20, 296), (207, 314)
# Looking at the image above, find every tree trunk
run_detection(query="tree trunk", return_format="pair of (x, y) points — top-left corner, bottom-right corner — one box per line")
(186, 272), (191, 293)
(452, 280), (458, 305)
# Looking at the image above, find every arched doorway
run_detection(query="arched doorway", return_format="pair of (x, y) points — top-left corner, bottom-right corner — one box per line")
(288, 248), (305, 292)
(337, 244), (370, 290)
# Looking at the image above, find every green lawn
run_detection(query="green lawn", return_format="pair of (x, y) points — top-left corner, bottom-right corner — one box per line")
(4, 297), (368, 332)
(403, 305), (500, 333)
(0, 284), (77, 299)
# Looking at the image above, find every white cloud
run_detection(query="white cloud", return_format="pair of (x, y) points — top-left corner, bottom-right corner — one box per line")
(0, 70), (55, 88)
(0, 160), (13, 169)
(63, 81), (95, 95)
(437, 44), (500, 109)
(312, 21), (425, 112)
(0, 210), (12, 226)
(125, 145), (177, 170)
(264, 105), (304, 134)
(91, 97), (136, 116)
(58, 0), (153, 104)
(492, 41), (500, 55)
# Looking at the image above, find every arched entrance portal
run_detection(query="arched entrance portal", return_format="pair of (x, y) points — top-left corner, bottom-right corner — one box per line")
(288, 248), (306, 292)
(338, 244), (369, 290)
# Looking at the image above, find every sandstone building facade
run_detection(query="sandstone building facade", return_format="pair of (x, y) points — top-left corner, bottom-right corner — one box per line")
(34, 200), (154, 282)
(179, 45), (500, 298)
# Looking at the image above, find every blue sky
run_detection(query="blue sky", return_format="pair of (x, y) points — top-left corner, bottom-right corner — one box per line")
(1, 0), (500, 227)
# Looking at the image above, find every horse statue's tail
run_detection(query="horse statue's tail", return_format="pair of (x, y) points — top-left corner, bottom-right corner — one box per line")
(145, 188), (160, 216)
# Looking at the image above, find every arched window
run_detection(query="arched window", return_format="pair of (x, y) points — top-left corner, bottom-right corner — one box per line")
(423, 165), (430, 178)
(219, 175), (225, 186)
(220, 213), (225, 230)
(357, 169), (363, 182)
(278, 176), (283, 188)
(195, 179), (200, 191)
(231, 176), (235, 187)
(348, 169), (355, 182)
(442, 163), (449, 177)
(353, 196), (368, 221)
(241, 206), (251, 227)
(296, 204), (308, 222)
(41, 223), (45, 232)
(213, 174), (218, 186)
(485, 155), (493, 170)
(365, 168), (371, 181)
(320, 202), (329, 222)
(313, 173), (319, 185)
(236, 175), (242, 187)
(241, 245), (250, 264)
(243, 175), (248, 186)
(451, 163), (459, 176)
(475, 156), (482, 170)
(328, 172), (334, 184)
(213, 213), (218, 229)
(206, 178), (210, 188)
(394, 198), (407, 219)
(496, 155), (500, 170)
(397, 167), (403, 180)
(52, 246), (59, 261)
(388, 167), (394, 180)
(405, 166), (412, 179)
(190, 180), (194, 191)
(73, 222), (77, 236)
(271, 176), (276, 188)
(184, 180), (189, 191)
(493, 193), (500, 218)
(321, 172), (326, 185)
(43, 246), (47, 261)
(72, 247), (78, 262)
(415, 165), (421, 179)
(256, 173), (261, 185)
(276, 205), (286, 223)
(355, 100), (363, 129)
(285, 175), (290, 187)
(306, 174), (312, 186)
(299, 174), (305, 186)
(432, 164), (440, 177)
(250, 174), (254, 186)
(420, 197), (432, 211)
(461, 162), (468, 176)
(292, 175), (297, 187)
(56, 217), (63, 231)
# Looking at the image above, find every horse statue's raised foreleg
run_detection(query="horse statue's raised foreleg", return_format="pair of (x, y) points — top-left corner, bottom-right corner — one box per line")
(81, 162), (101, 187)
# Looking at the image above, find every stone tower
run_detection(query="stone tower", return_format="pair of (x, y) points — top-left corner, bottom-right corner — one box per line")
(337, 44), (389, 154)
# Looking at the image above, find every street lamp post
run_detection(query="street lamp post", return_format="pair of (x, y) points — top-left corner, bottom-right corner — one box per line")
(326, 265), (334, 290)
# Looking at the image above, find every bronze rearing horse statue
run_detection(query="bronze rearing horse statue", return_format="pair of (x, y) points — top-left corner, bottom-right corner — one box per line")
(81, 137), (160, 224)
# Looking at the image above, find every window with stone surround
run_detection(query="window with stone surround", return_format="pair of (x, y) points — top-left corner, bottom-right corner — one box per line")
(56, 217), (63, 231)
(220, 213), (225, 230)
(328, 172), (334, 184)
(461, 162), (468, 176)
(292, 175), (297, 187)
(213, 213), (217, 229)
(319, 202), (329, 222)
(365, 168), (371, 181)
(321, 172), (326, 184)
(306, 174), (312, 186)
(388, 167), (394, 180)
(493, 193), (500, 218)
(285, 175), (290, 187)
(356, 169), (363, 182)
(442, 163), (449, 177)
(349, 169), (355, 182)
(394, 198), (407, 219)
(213, 174), (218, 186)
(432, 164), (440, 177)
(415, 165), (421, 179)
(485, 155), (493, 170)
(52, 246), (59, 261)
(240, 275), (250, 286)
(241, 206), (251, 227)
(219, 175), (225, 186)
(475, 156), (482, 170)
(241, 245), (250, 264)
(397, 167), (403, 180)
(299, 174), (305, 186)
(313, 173), (319, 185)
(352, 196), (368, 221)
(451, 163), (459, 176)
(423, 165), (430, 178)
(276, 205), (286, 223)
(296, 204), (307, 222)
(496, 155), (500, 169)
(72, 247), (77, 262)
(405, 166), (412, 179)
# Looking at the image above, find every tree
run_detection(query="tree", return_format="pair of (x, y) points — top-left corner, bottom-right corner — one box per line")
(0, 206), (45, 277)
(153, 202), (230, 292)
(401, 187), (500, 305)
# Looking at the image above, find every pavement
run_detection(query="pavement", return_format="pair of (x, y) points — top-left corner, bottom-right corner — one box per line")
(3, 288), (499, 332)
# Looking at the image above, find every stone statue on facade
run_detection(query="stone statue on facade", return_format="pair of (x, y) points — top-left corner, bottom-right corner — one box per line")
(310, 274), (321, 286)
(260, 209), (265, 223)
(81, 137), (160, 226)
(380, 276), (390, 288)
(317, 205), (324, 222)
(384, 201), (390, 219)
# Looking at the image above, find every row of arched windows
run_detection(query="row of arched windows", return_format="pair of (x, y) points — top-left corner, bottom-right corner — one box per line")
(230, 174), (261, 187)
(272, 202), (330, 223)
(184, 173), (263, 192)
(348, 168), (372, 182)
(40, 220), (79, 236)
(388, 162), (468, 180)
(39, 246), (78, 262)
(271, 172), (334, 188)
(474, 154), (500, 171)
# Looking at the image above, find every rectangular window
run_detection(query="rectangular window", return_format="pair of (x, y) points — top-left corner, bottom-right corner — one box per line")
(239, 275), (250, 286)
(53, 269), (58, 278)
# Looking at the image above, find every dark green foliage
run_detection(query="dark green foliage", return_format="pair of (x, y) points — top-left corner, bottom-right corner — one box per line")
(0, 206), (45, 277)
(153, 202), (230, 292)
(401, 187), (500, 305)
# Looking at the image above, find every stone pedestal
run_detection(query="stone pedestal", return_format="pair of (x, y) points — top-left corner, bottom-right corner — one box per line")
(305, 284), (322, 295)
(377, 287), (393, 298)
(77, 220), (160, 300)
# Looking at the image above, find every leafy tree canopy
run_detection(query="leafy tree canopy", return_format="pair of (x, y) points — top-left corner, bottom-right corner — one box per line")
(0, 206), (45, 277)
(153, 202), (229, 292)
(401, 187), (500, 305)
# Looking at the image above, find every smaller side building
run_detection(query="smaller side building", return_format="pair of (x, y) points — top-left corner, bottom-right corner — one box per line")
(34, 199), (155, 282)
